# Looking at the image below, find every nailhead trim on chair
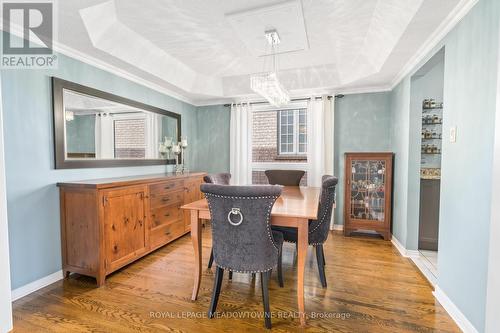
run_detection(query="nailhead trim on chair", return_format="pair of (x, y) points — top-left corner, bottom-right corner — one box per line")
(215, 263), (277, 274)
(309, 189), (336, 234)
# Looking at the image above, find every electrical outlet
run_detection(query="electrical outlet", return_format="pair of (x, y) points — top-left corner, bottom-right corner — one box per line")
(450, 126), (457, 143)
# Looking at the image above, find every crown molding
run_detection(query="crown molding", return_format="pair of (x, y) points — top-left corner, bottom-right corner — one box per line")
(194, 84), (393, 106)
(0, 22), (198, 106)
(53, 43), (198, 106)
(390, 0), (479, 89)
(1, 0), (478, 107)
(335, 85), (392, 96)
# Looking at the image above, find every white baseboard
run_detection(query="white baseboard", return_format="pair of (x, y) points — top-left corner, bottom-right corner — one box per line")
(433, 286), (479, 333)
(11, 270), (63, 302)
(392, 239), (477, 332)
(410, 256), (437, 286)
(332, 224), (344, 231)
(392, 237), (436, 285)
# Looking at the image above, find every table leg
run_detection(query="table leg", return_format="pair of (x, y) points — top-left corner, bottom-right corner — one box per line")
(190, 209), (202, 301)
(297, 219), (308, 326)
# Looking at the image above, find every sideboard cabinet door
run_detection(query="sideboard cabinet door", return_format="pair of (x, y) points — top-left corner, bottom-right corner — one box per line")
(103, 185), (148, 273)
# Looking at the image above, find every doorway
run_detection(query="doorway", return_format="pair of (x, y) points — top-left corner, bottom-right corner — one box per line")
(411, 48), (445, 281)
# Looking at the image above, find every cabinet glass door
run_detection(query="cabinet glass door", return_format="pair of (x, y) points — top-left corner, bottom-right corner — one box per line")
(350, 160), (386, 221)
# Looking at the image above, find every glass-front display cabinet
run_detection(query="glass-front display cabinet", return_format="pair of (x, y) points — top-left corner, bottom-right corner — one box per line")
(343, 152), (394, 240)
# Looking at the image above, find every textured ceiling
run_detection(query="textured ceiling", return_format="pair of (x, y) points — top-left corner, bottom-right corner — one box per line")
(55, 0), (462, 103)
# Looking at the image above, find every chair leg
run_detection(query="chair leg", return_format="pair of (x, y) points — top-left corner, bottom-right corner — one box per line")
(315, 244), (327, 288)
(228, 271), (233, 280)
(277, 245), (284, 287)
(260, 271), (272, 329)
(208, 248), (214, 269)
(208, 266), (224, 318)
(322, 246), (326, 266)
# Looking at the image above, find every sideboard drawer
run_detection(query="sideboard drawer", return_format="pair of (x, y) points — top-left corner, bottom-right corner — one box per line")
(150, 190), (184, 209)
(150, 179), (184, 196)
(150, 220), (185, 249)
(151, 205), (182, 228)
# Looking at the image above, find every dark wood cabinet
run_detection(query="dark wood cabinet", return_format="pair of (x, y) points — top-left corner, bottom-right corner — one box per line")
(58, 173), (205, 286)
(343, 153), (393, 240)
(418, 179), (440, 250)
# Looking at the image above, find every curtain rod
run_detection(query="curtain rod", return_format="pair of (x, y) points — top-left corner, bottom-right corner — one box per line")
(223, 94), (344, 107)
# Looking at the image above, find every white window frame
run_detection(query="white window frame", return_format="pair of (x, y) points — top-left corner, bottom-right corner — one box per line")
(277, 109), (307, 155)
(250, 102), (309, 182)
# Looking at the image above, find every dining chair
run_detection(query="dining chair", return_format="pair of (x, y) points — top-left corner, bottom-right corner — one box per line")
(201, 184), (284, 329)
(203, 173), (231, 271)
(265, 169), (305, 186)
(273, 175), (338, 288)
(203, 173), (231, 185)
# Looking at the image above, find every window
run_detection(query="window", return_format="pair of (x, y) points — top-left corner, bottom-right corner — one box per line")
(114, 118), (146, 158)
(251, 104), (308, 185)
(278, 109), (307, 155)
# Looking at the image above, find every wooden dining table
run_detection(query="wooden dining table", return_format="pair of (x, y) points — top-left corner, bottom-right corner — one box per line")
(181, 186), (321, 326)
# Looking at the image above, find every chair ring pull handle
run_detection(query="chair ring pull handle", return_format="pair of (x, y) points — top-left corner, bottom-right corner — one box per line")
(227, 208), (243, 226)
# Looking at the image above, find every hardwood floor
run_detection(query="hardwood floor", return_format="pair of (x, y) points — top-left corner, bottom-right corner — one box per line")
(12, 229), (460, 332)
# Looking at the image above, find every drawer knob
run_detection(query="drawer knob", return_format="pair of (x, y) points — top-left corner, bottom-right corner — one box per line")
(165, 231), (171, 236)
(164, 213), (170, 217)
(162, 198), (170, 202)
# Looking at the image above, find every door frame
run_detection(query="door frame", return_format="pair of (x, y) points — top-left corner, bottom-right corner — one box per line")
(485, 27), (500, 333)
(0, 73), (13, 331)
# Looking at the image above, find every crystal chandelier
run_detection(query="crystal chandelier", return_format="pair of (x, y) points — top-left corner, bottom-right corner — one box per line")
(250, 30), (290, 106)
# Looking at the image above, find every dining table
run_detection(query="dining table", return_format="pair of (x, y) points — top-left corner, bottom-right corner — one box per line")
(181, 185), (321, 326)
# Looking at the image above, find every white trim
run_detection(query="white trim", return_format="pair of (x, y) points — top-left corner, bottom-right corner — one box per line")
(485, 18), (500, 332)
(433, 286), (479, 333)
(410, 254), (437, 286)
(0, 69), (13, 333)
(334, 85), (392, 96)
(11, 270), (63, 302)
(0, 23), (197, 106)
(332, 224), (343, 231)
(391, 236), (410, 257)
(390, 0), (478, 89)
(0, 0), (478, 106)
(391, 237), (435, 285)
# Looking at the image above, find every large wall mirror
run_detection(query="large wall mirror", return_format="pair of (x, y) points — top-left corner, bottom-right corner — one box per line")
(53, 78), (181, 169)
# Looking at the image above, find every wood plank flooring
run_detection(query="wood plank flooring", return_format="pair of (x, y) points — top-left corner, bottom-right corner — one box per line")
(12, 229), (460, 332)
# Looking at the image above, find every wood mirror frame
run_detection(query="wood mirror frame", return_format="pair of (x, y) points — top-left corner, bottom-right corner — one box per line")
(52, 77), (182, 169)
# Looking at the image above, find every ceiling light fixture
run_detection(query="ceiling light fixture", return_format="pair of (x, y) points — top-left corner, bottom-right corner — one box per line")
(250, 29), (290, 106)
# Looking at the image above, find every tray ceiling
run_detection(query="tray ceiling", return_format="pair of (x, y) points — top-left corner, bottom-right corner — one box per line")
(53, 0), (463, 104)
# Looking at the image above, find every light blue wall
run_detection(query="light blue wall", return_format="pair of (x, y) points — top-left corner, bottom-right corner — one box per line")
(1, 46), (201, 289)
(389, 79), (411, 244)
(333, 92), (392, 225)
(194, 105), (230, 174)
(389, 0), (500, 330)
(438, 0), (498, 329)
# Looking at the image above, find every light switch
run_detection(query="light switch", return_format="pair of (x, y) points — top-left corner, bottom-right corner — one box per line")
(450, 126), (457, 143)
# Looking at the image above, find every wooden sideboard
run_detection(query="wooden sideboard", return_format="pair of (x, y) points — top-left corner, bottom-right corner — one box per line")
(57, 172), (205, 286)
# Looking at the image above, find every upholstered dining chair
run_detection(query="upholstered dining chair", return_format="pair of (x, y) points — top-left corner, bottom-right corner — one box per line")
(201, 184), (284, 329)
(273, 175), (338, 288)
(203, 173), (231, 185)
(203, 173), (231, 271)
(265, 169), (305, 186)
